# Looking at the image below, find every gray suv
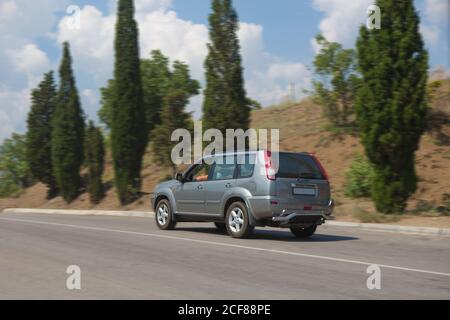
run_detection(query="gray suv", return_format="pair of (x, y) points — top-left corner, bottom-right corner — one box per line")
(151, 150), (334, 238)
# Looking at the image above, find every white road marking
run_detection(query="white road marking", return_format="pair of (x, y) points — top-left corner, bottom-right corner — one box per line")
(1, 216), (449, 278)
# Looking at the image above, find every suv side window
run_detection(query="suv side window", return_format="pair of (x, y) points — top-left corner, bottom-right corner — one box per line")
(185, 162), (211, 182)
(211, 157), (236, 181)
(237, 154), (256, 179)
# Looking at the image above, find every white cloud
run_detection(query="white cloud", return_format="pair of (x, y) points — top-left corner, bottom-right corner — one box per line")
(82, 89), (98, 105)
(311, 0), (447, 58)
(238, 22), (266, 79)
(0, 0), (67, 142)
(0, 1), (18, 29)
(311, 0), (373, 49)
(421, 0), (448, 47)
(246, 62), (312, 107)
(420, 23), (440, 46)
(137, 9), (208, 80)
(81, 88), (100, 118)
(425, 0), (448, 25)
(57, 5), (116, 85)
(238, 23), (311, 107)
(0, 110), (15, 142)
(7, 44), (51, 87)
(239, 22), (265, 61)
(0, 87), (30, 141)
(268, 63), (309, 81)
(0, 109), (15, 142)
(0, 0), (64, 83)
(0, 0), (68, 40)
(8, 44), (50, 73)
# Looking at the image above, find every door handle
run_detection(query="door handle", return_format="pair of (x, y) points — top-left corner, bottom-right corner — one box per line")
(197, 185), (204, 190)
(225, 183), (233, 188)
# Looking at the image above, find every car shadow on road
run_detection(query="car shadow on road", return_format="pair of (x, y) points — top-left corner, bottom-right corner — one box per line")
(252, 229), (358, 242)
(175, 226), (358, 242)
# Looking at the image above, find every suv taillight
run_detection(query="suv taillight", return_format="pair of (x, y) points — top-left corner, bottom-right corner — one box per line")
(264, 150), (276, 180)
(310, 153), (329, 181)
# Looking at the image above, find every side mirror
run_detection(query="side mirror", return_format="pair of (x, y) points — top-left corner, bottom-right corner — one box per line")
(175, 173), (184, 182)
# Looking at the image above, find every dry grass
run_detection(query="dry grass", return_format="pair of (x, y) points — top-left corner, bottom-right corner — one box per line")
(353, 207), (401, 224)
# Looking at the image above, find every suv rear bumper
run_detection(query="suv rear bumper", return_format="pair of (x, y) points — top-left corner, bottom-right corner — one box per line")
(248, 197), (334, 221)
(254, 199), (335, 228)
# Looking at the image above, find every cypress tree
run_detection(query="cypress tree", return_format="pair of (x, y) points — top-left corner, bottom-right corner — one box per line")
(52, 42), (85, 203)
(85, 121), (105, 204)
(356, 0), (428, 213)
(26, 71), (58, 198)
(112, 0), (147, 204)
(203, 0), (250, 133)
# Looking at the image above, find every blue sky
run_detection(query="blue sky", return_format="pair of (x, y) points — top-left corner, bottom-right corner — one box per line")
(0, 0), (448, 142)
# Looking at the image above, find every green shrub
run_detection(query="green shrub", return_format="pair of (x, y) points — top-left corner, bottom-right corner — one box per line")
(0, 178), (21, 198)
(344, 154), (375, 198)
(0, 133), (34, 198)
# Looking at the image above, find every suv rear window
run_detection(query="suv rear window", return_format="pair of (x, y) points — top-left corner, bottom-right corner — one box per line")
(276, 153), (325, 180)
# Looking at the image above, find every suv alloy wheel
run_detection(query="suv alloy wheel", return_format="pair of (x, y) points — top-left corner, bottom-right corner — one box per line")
(155, 199), (177, 230)
(225, 202), (254, 239)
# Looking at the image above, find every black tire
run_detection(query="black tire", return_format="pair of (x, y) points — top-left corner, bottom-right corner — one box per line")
(214, 222), (227, 233)
(225, 202), (254, 239)
(290, 225), (317, 238)
(155, 199), (176, 230)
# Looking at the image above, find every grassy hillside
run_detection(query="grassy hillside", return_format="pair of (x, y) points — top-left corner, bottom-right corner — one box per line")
(2, 80), (449, 226)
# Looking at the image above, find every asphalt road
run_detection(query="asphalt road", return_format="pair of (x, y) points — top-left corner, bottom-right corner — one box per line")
(0, 212), (449, 299)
